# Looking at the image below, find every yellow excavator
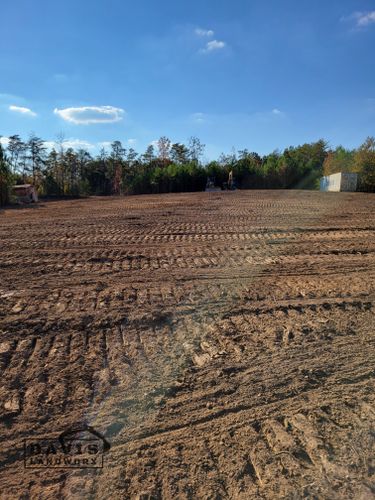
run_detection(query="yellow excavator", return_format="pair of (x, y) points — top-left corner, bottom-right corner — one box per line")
(228, 170), (234, 189)
(223, 170), (236, 190)
(206, 171), (236, 191)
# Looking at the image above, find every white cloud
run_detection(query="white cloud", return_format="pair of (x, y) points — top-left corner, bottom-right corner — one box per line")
(127, 138), (137, 145)
(191, 112), (206, 123)
(195, 28), (214, 37)
(64, 138), (95, 149)
(342, 11), (375, 28)
(255, 108), (285, 120)
(98, 141), (112, 149)
(9, 105), (37, 117)
(201, 40), (226, 53)
(253, 108), (286, 121)
(54, 105), (124, 124)
(44, 138), (95, 150)
(0, 93), (23, 102)
(355, 11), (375, 27)
(0, 136), (10, 146)
(42, 141), (57, 149)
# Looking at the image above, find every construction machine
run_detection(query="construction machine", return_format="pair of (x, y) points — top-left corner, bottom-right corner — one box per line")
(224, 170), (236, 190)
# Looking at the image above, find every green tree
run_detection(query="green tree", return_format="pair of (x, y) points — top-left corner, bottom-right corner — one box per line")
(109, 141), (126, 194)
(188, 136), (205, 164)
(0, 140), (11, 206)
(27, 134), (46, 185)
(142, 144), (156, 164)
(42, 149), (61, 196)
(157, 136), (171, 165)
(323, 146), (355, 176)
(171, 143), (189, 164)
(7, 135), (26, 174)
(64, 148), (80, 195)
(354, 137), (375, 191)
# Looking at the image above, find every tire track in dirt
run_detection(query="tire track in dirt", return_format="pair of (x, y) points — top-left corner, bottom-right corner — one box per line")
(0, 191), (374, 498)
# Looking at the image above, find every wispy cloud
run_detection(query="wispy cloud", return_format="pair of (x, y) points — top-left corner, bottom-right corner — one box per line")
(201, 40), (226, 53)
(0, 93), (23, 102)
(195, 28), (214, 37)
(63, 138), (96, 149)
(44, 138), (96, 150)
(54, 106), (124, 124)
(127, 138), (137, 145)
(194, 26), (226, 54)
(192, 109), (285, 125)
(191, 112), (206, 123)
(255, 108), (286, 121)
(52, 73), (69, 83)
(9, 105), (37, 117)
(342, 11), (375, 28)
(98, 141), (113, 149)
(355, 11), (375, 27)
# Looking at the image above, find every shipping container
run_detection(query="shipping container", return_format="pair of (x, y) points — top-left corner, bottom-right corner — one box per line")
(320, 172), (357, 192)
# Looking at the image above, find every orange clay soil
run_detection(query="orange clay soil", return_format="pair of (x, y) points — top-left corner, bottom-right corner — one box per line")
(0, 190), (374, 499)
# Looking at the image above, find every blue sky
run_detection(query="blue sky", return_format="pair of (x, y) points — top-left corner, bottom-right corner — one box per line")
(0, 0), (374, 160)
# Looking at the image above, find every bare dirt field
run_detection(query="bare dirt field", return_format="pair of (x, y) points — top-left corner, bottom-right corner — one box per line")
(0, 190), (375, 499)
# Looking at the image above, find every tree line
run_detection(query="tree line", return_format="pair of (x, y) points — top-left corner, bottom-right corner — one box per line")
(1, 134), (374, 206)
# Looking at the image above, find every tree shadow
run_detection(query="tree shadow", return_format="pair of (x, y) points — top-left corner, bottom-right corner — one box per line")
(0, 202), (46, 212)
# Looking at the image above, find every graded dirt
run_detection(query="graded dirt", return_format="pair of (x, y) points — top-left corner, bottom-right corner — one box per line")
(0, 191), (374, 499)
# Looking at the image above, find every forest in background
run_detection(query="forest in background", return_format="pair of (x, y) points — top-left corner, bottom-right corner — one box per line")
(1, 134), (375, 206)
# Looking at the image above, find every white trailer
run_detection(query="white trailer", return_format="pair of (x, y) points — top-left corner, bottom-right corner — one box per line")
(320, 172), (358, 192)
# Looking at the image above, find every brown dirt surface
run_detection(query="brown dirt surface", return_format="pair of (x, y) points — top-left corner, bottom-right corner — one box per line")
(0, 190), (374, 499)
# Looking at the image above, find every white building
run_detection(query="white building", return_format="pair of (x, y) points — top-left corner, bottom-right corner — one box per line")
(320, 172), (358, 192)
